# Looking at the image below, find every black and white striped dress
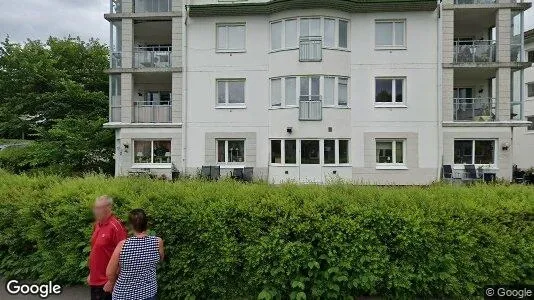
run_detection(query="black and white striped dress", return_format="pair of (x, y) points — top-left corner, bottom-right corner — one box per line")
(113, 236), (160, 300)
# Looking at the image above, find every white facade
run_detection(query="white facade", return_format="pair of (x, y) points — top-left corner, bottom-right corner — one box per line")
(105, 0), (532, 184)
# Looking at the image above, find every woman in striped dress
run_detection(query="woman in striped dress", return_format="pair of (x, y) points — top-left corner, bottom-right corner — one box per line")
(104, 209), (164, 300)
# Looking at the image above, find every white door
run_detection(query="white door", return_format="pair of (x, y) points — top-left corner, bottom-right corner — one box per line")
(299, 140), (322, 183)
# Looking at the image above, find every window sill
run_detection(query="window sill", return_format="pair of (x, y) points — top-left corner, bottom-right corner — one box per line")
(218, 164), (246, 169)
(269, 106), (298, 110)
(375, 46), (407, 51)
(215, 105), (247, 109)
(269, 47), (350, 54)
(374, 104), (408, 108)
(323, 164), (352, 167)
(132, 163), (172, 169)
(216, 50), (246, 54)
(376, 165), (408, 170)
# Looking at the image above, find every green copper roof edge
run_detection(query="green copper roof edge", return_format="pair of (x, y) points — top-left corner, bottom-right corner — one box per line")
(188, 0), (438, 17)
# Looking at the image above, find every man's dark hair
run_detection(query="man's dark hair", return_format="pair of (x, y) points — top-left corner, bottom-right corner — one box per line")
(128, 209), (148, 232)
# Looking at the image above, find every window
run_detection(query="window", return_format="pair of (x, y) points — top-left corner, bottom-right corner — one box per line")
(323, 139), (349, 164)
(301, 140), (320, 164)
(270, 140), (297, 164)
(528, 51), (534, 63)
(376, 140), (405, 165)
(375, 20), (405, 48)
(300, 76), (321, 101)
(271, 21), (283, 50)
(134, 140), (171, 164)
(285, 19), (298, 48)
(217, 79), (245, 106)
(285, 140), (297, 164)
(527, 83), (534, 97)
(285, 77), (297, 106)
(339, 140), (349, 164)
(375, 78), (405, 104)
(324, 77), (335, 106)
(454, 140), (495, 165)
(339, 20), (348, 48)
(217, 24), (246, 52)
(338, 78), (348, 106)
(324, 140), (336, 164)
(271, 17), (348, 50)
(145, 91), (171, 105)
(324, 18), (336, 48)
(300, 18), (321, 38)
(271, 140), (282, 163)
(271, 78), (282, 106)
(217, 140), (245, 163)
(527, 116), (534, 131)
(272, 76), (349, 108)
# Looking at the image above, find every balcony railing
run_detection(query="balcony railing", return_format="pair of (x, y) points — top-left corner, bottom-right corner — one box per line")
(454, 0), (496, 4)
(453, 98), (497, 122)
(134, 0), (171, 13)
(299, 36), (322, 62)
(111, 52), (122, 68)
(110, 96), (121, 122)
(299, 97), (322, 121)
(110, 0), (122, 13)
(454, 40), (496, 63)
(511, 43), (522, 62)
(133, 102), (172, 123)
(133, 47), (171, 68)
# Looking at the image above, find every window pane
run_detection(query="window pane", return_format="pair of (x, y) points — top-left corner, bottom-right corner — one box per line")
(134, 141), (152, 163)
(228, 81), (245, 103)
(285, 77), (297, 106)
(271, 140), (281, 163)
(395, 141), (404, 164)
(394, 22), (405, 46)
(376, 79), (393, 102)
(271, 79), (282, 106)
(324, 77), (335, 106)
(217, 140), (226, 163)
(217, 26), (227, 50)
(338, 78), (348, 106)
(454, 140), (473, 164)
(285, 140), (297, 164)
(227, 140), (245, 162)
(339, 140), (349, 163)
(217, 81), (226, 104)
(153, 141), (171, 163)
(395, 79), (403, 102)
(285, 19), (298, 48)
(528, 83), (534, 97)
(271, 21), (282, 50)
(339, 20), (348, 48)
(311, 76), (320, 101)
(475, 141), (494, 164)
(324, 19), (335, 48)
(376, 141), (393, 163)
(300, 77), (309, 101)
(309, 18), (321, 36)
(324, 140), (336, 164)
(228, 25), (245, 50)
(376, 22), (393, 46)
(301, 140), (320, 164)
(300, 19), (309, 37)
(528, 116), (534, 131)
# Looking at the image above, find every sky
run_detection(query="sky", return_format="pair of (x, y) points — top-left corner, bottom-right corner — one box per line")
(1, 0), (534, 44)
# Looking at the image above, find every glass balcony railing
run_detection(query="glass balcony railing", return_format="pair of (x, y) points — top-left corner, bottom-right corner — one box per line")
(134, 0), (171, 13)
(453, 98), (497, 122)
(133, 102), (172, 123)
(511, 43), (522, 62)
(299, 97), (322, 121)
(110, 96), (121, 122)
(111, 52), (122, 68)
(299, 36), (322, 62)
(110, 0), (122, 13)
(454, 40), (496, 63)
(133, 47), (171, 68)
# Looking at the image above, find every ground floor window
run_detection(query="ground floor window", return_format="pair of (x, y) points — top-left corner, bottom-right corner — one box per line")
(376, 139), (405, 165)
(133, 140), (171, 164)
(270, 139), (349, 165)
(527, 116), (534, 131)
(218, 140), (245, 163)
(454, 140), (495, 165)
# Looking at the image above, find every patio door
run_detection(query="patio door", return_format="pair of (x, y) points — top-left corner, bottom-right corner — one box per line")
(453, 88), (473, 120)
(299, 140), (322, 183)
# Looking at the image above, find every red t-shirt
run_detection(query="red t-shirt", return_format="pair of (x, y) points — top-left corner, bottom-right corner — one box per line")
(89, 215), (127, 286)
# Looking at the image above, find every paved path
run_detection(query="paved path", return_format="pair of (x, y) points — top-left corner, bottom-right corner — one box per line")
(0, 279), (86, 299)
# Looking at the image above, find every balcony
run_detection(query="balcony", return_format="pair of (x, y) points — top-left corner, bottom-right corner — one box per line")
(133, 102), (172, 123)
(299, 36), (322, 62)
(299, 98), (322, 121)
(133, 47), (171, 68)
(454, 0), (496, 4)
(111, 52), (122, 68)
(134, 0), (171, 13)
(454, 40), (496, 63)
(453, 98), (497, 122)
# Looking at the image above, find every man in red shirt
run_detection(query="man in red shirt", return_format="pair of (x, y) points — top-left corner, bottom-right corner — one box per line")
(88, 195), (127, 300)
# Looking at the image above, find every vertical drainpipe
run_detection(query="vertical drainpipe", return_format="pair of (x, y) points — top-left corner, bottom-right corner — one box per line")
(436, 2), (443, 181)
(181, 2), (189, 175)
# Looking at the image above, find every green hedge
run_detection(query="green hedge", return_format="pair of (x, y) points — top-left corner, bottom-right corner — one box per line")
(1, 170), (533, 299)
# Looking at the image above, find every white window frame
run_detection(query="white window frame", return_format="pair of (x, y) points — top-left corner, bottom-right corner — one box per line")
(375, 19), (406, 50)
(217, 139), (246, 164)
(132, 140), (172, 166)
(216, 23), (246, 53)
(270, 76), (349, 108)
(270, 139), (350, 166)
(216, 79), (246, 108)
(374, 77), (406, 107)
(453, 139), (497, 167)
(375, 139), (406, 168)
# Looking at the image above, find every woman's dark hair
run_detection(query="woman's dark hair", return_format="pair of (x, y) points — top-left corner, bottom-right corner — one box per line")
(128, 209), (148, 232)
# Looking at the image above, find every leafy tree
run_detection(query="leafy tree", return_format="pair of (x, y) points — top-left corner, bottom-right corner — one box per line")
(0, 37), (113, 174)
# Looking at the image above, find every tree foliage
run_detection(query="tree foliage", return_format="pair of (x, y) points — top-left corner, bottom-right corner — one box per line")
(0, 37), (113, 174)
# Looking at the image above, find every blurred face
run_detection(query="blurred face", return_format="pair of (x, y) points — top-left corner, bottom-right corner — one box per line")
(93, 199), (111, 222)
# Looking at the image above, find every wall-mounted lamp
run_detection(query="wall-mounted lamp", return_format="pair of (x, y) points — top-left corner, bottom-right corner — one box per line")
(502, 142), (511, 151)
(286, 127), (293, 134)
(123, 142), (130, 153)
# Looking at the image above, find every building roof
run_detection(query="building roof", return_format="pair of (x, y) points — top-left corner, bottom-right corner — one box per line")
(188, 0), (438, 17)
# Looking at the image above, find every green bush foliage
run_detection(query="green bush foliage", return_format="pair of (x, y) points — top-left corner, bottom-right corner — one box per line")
(0, 170), (533, 299)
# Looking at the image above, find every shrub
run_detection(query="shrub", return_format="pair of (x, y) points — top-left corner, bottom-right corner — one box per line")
(0, 170), (533, 299)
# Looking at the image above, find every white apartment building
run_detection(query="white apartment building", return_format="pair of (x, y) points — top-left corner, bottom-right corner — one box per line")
(104, 0), (533, 184)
